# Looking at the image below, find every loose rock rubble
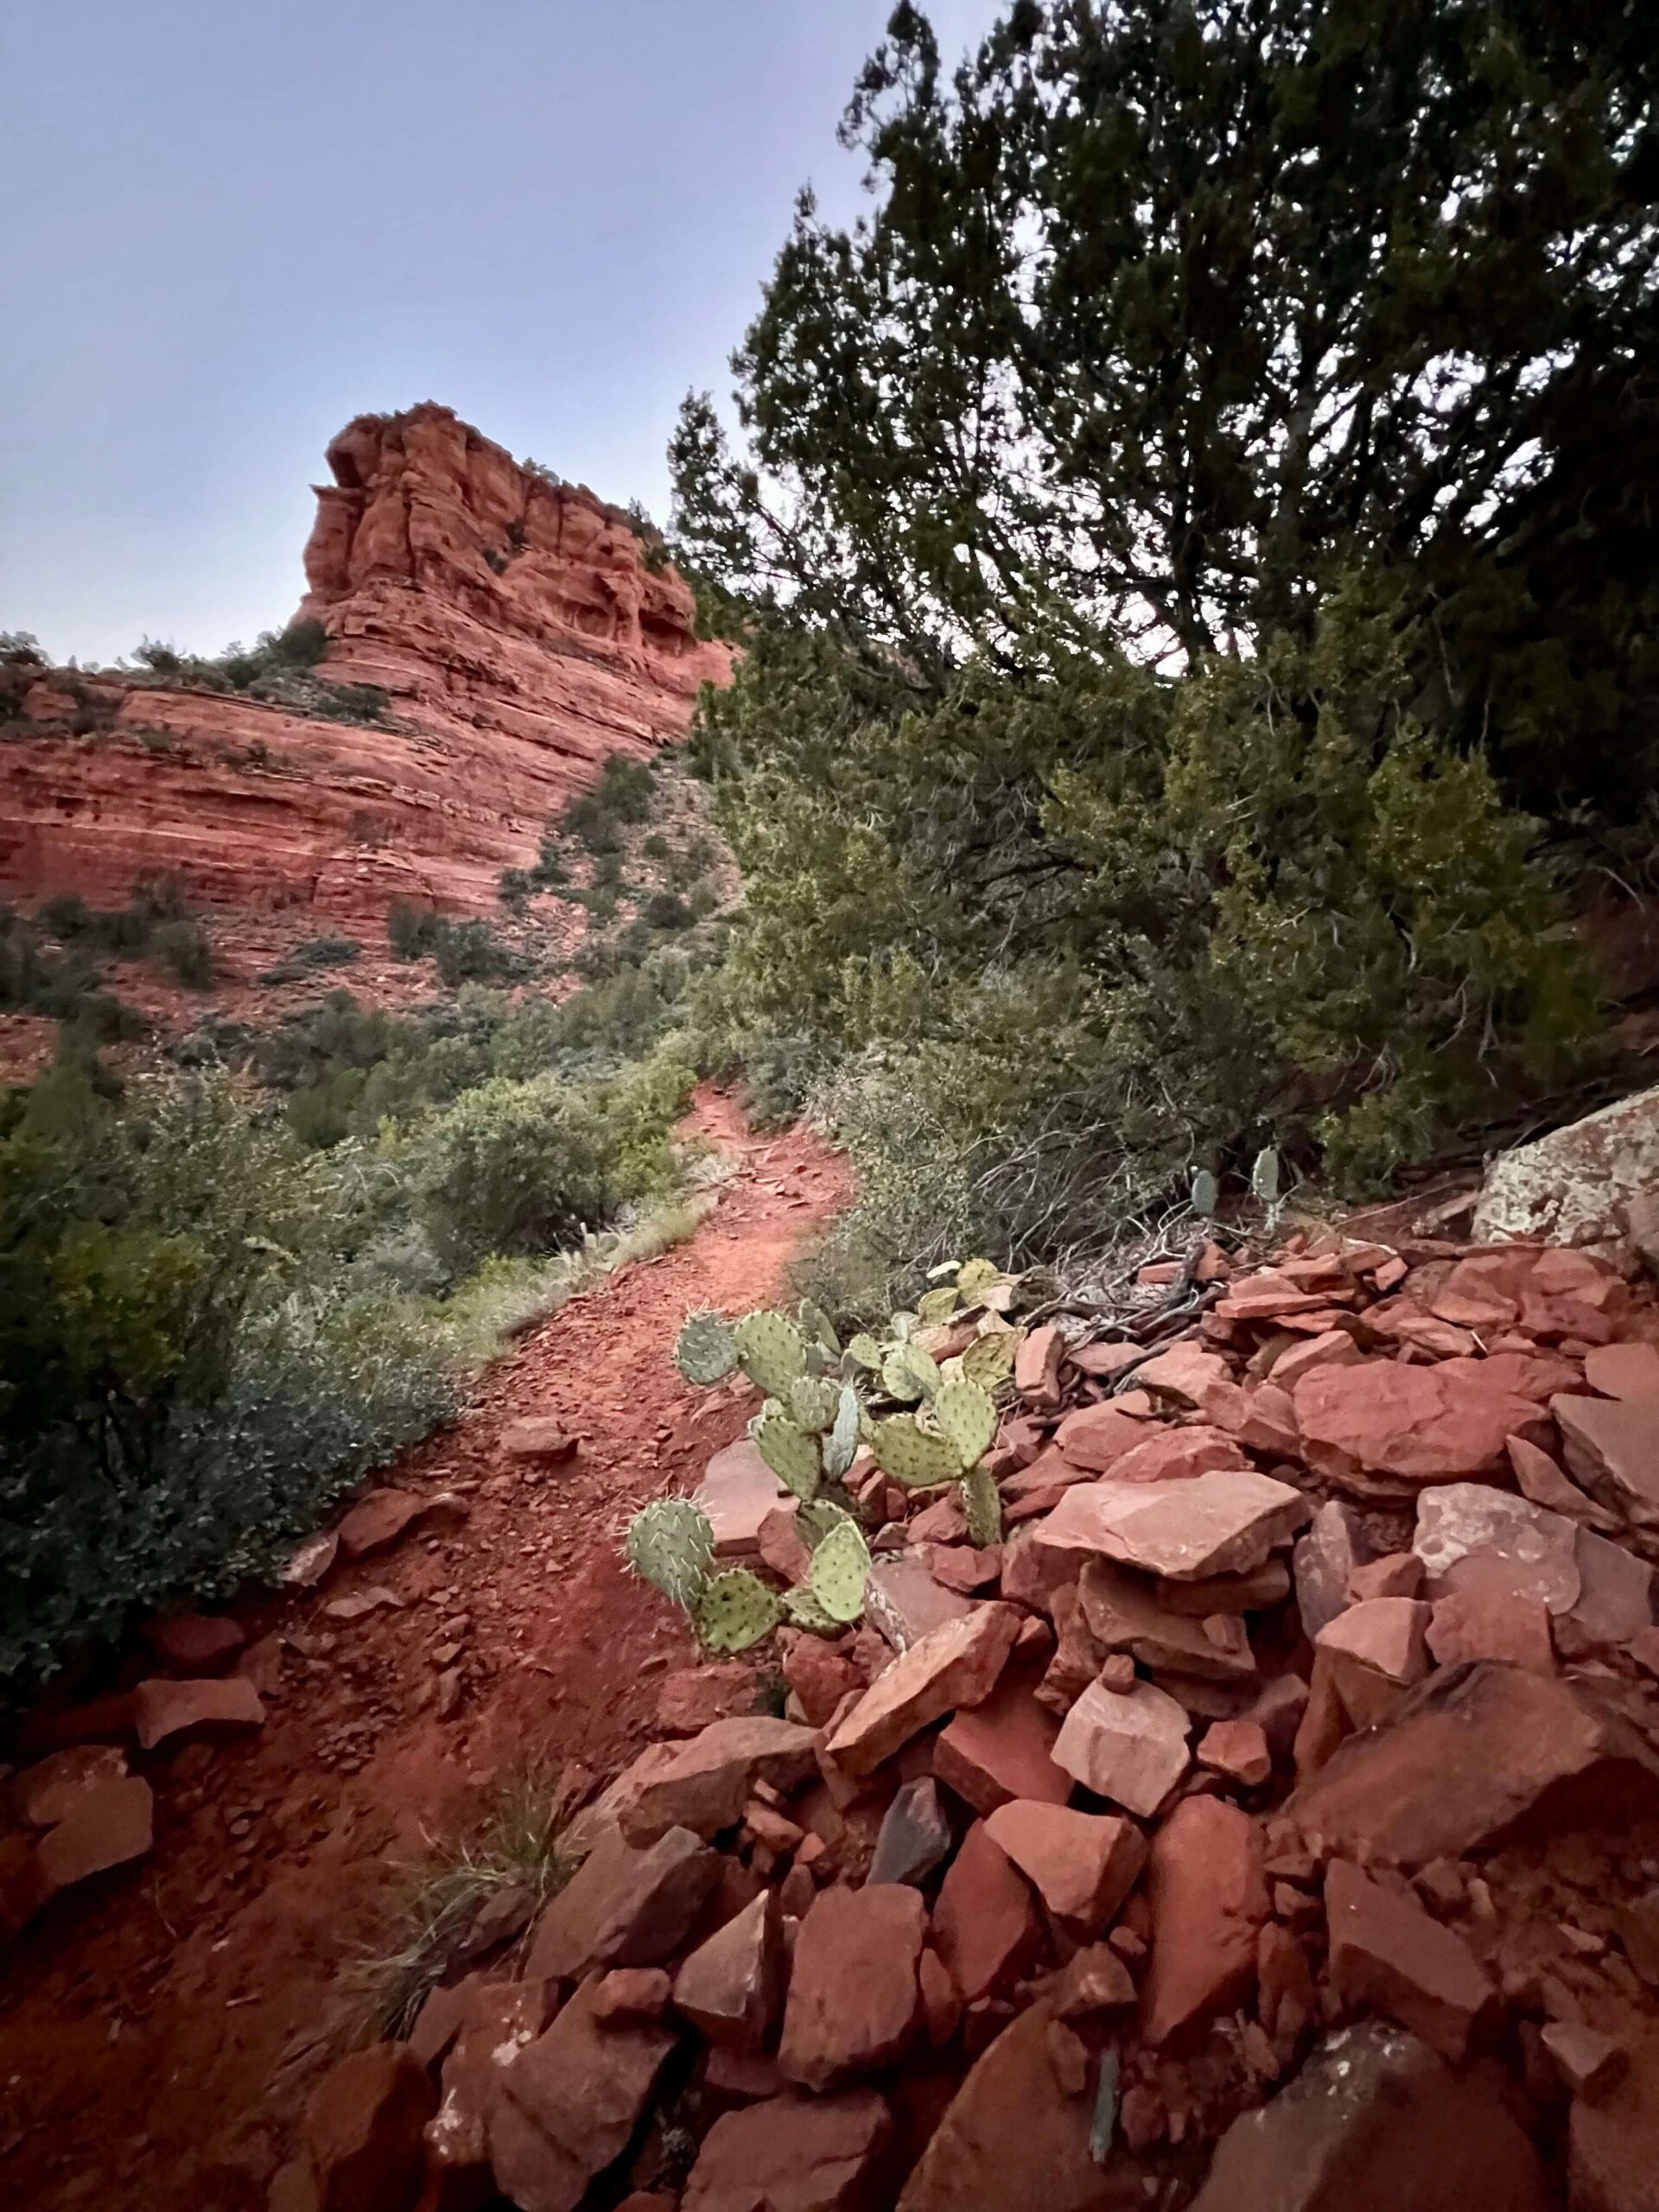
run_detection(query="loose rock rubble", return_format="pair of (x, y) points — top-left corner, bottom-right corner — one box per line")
(23, 1162), (1659, 2208)
(242, 1199), (1659, 2205)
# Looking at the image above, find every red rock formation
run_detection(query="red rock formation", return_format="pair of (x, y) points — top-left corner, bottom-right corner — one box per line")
(0, 405), (731, 929)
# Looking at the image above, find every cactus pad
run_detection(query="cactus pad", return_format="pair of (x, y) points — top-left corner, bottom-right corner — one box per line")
(809, 1518), (870, 1624)
(733, 1309), (807, 1400)
(962, 1330), (1017, 1391)
(957, 1257), (1002, 1296)
(795, 1496), (853, 1548)
(823, 1382), (861, 1480)
(961, 1459), (1003, 1547)
(918, 1285), (960, 1325)
(847, 1332), (883, 1370)
(697, 1568), (784, 1652)
(880, 1346), (925, 1402)
(1191, 1168), (1219, 1217)
(934, 1378), (997, 1468)
(900, 1342), (943, 1402)
(798, 1298), (842, 1357)
(675, 1310), (737, 1387)
(789, 1374), (842, 1434)
(783, 1586), (842, 1633)
(626, 1497), (715, 1611)
(753, 1407), (822, 1501)
(871, 1414), (963, 1491)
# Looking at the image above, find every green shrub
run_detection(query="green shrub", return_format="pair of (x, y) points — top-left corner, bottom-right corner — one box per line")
(407, 1075), (621, 1273)
(642, 889), (693, 932)
(150, 916), (214, 989)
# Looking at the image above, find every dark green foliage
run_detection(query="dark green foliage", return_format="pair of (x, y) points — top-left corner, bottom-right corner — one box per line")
(0, 1066), (456, 1682)
(671, 0), (1659, 828)
(642, 889), (693, 932)
(389, 902), (521, 985)
(128, 620), (392, 728)
(150, 917), (214, 989)
(258, 936), (361, 986)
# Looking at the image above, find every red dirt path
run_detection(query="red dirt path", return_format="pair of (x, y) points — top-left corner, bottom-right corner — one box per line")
(0, 1090), (849, 2212)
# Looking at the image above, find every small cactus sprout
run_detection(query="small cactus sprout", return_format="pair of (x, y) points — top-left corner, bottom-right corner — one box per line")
(626, 1497), (715, 1611)
(1250, 1146), (1281, 1206)
(810, 1516), (871, 1624)
(934, 1378), (997, 1469)
(783, 1586), (842, 1634)
(697, 1567), (784, 1652)
(917, 1285), (960, 1325)
(798, 1298), (842, 1357)
(823, 1382), (861, 1481)
(962, 1329), (1018, 1391)
(753, 1407), (822, 1502)
(961, 1459), (1002, 1547)
(676, 1309), (737, 1386)
(1191, 1168), (1219, 1218)
(789, 1374), (842, 1434)
(847, 1332), (883, 1371)
(871, 1414), (964, 1491)
(957, 1256), (1003, 1297)
(733, 1309), (807, 1401)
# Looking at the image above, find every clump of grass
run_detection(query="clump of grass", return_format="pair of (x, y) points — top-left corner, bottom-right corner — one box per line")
(435, 1192), (714, 1370)
(334, 1761), (584, 2048)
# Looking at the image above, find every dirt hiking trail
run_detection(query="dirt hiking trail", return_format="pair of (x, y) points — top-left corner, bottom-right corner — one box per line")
(0, 1088), (849, 2212)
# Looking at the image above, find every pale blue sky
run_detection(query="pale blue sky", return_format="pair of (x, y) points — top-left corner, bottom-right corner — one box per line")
(2, 1), (1002, 664)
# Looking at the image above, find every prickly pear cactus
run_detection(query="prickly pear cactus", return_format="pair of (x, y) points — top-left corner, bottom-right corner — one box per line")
(789, 1374), (842, 1434)
(753, 1406), (821, 1502)
(847, 1332), (883, 1371)
(899, 1341), (943, 1402)
(961, 1459), (1003, 1547)
(809, 1517), (870, 1624)
(794, 1497), (850, 1548)
(675, 1310), (737, 1387)
(871, 1414), (963, 1491)
(626, 1497), (715, 1611)
(934, 1378), (997, 1469)
(798, 1298), (841, 1357)
(957, 1257), (1002, 1296)
(889, 1312), (917, 1344)
(962, 1329), (1018, 1391)
(733, 1309), (808, 1401)
(696, 1567), (783, 1652)
(918, 1285), (960, 1325)
(1191, 1169), (1219, 1217)
(1250, 1146), (1281, 1206)
(783, 1586), (842, 1633)
(823, 1382), (861, 1481)
(881, 1345), (925, 1402)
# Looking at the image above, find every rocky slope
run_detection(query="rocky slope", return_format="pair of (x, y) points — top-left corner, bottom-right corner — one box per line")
(0, 405), (730, 930)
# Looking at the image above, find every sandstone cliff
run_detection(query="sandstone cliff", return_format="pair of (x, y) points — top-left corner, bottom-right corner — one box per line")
(0, 405), (730, 928)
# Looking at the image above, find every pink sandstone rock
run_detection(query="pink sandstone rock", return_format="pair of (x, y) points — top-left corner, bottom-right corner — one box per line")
(931, 1821), (1045, 2003)
(682, 2089), (893, 2212)
(1052, 1678), (1192, 1817)
(1140, 1796), (1268, 2047)
(1037, 1469), (1310, 1581)
(1294, 1358), (1549, 1496)
(779, 1884), (925, 2090)
(824, 1605), (1021, 1780)
(982, 1802), (1147, 1936)
(132, 1675), (264, 1751)
(693, 1440), (789, 1557)
(1325, 1859), (1494, 2063)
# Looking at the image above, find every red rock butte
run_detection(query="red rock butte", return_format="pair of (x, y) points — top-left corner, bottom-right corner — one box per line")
(0, 404), (732, 927)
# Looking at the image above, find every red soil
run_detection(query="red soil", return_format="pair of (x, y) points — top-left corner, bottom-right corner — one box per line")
(0, 1090), (849, 2212)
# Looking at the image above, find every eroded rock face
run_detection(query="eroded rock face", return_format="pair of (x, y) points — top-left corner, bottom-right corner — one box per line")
(0, 404), (730, 925)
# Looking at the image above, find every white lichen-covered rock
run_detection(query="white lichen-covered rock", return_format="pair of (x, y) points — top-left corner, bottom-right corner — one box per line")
(1472, 1085), (1659, 1246)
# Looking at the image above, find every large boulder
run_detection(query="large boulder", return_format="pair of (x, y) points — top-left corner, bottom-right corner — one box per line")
(682, 2090), (893, 2212)
(527, 1825), (719, 1980)
(1189, 2022), (1548, 2211)
(778, 1883), (925, 2091)
(895, 2000), (1108, 2212)
(1471, 1084), (1659, 1246)
(489, 1976), (677, 2212)
(1286, 1661), (1659, 1868)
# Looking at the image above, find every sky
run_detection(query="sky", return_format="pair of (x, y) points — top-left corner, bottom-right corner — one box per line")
(2, 0), (1005, 666)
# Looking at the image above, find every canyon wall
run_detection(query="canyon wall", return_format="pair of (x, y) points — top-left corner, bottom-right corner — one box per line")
(0, 405), (731, 928)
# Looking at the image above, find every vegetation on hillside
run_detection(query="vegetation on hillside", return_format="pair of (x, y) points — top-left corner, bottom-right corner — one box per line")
(0, 758), (726, 1690)
(669, 0), (1656, 1313)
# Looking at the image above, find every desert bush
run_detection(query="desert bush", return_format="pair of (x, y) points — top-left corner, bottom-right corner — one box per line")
(405, 1075), (616, 1273)
(150, 916), (214, 989)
